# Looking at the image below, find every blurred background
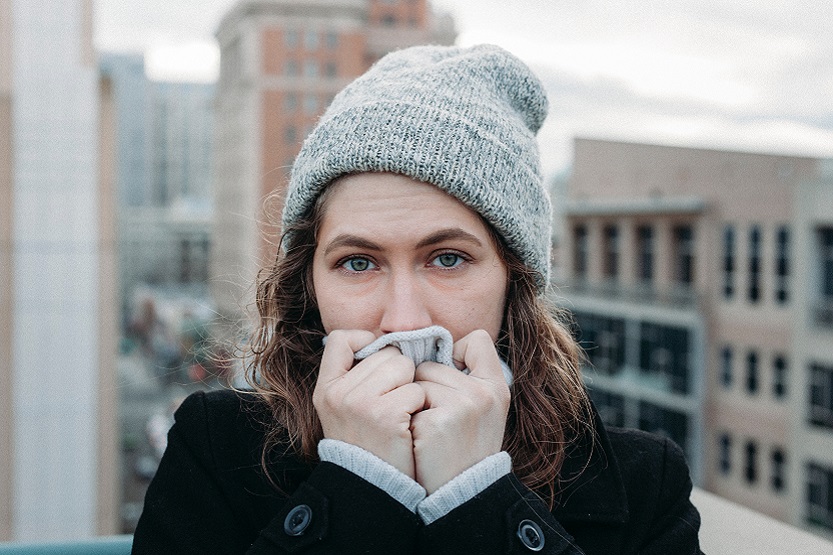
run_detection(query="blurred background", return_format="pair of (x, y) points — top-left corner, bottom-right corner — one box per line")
(1, 0), (832, 543)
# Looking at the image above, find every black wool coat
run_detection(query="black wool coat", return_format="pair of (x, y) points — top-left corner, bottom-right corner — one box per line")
(133, 390), (702, 554)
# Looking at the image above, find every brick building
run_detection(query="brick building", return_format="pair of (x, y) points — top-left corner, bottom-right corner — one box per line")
(211, 0), (455, 320)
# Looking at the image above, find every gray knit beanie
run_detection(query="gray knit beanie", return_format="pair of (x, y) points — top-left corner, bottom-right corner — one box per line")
(282, 44), (552, 289)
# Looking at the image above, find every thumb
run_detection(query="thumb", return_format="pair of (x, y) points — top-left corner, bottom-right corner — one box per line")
(318, 329), (377, 384)
(452, 329), (505, 385)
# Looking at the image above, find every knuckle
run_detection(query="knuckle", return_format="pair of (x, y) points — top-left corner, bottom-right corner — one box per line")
(472, 329), (491, 342)
(327, 329), (348, 343)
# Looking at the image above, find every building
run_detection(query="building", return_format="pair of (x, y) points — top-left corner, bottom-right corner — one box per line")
(792, 161), (833, 535)
(101, 54), (215, 318)
(99, 53), (152, 208)
(0, 0), (118, 540)
(99, 52), (217, 532)
(211, 0), (455, 323)
(557, 137), (833, 539)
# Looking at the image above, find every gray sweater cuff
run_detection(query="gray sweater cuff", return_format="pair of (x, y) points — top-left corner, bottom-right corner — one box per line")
(317, 439), (426, 512)
(416, 451), (512, 525)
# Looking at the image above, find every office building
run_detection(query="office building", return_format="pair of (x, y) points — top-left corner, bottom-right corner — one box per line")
(100, 53), (215, 320)
(0, 0), (118, 540)
(558, 137), (833, 539)
(211, 0), (455, 322)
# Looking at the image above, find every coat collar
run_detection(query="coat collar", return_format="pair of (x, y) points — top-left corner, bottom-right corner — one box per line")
(551, 405), (630, 524)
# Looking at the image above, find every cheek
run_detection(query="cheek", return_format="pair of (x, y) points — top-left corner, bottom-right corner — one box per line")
(312, 272), (374, 334)
(441, 276), (507, 341)
(311, 263), (337, 333)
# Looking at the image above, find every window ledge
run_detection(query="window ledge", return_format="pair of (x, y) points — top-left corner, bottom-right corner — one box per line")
(693, 488), (833, 554)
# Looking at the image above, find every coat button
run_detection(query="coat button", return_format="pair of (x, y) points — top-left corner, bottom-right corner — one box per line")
(284, 504), (312, 536)
(517, 519), (545, 551)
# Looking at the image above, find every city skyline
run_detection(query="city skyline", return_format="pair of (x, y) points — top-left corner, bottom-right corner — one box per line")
(94, 0), (833, 176)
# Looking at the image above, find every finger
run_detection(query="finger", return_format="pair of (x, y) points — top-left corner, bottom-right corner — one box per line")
(414, 377), (455, 410)
(382, 381), (426, 415)
(414, 360), (465, 388)
(318, 329), (376, 384)
(452, 330), (504, 383)
(348, 347), (417, 394)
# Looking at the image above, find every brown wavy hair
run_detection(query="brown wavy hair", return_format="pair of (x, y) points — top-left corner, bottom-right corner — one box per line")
(245, 187), (594, 507)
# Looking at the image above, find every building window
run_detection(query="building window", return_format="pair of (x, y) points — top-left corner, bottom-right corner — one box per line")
(573, 224), (588, 279)
(809, 363), (833, 429)
(719, 433), (732, 475)
(285, 59), (299, 76)
(639, 322), (690, 394)
(636, 225), (654, 283)
(745, 441), (758, 484)
(303, 94), (318, 115)
(807, 463), (833, 531)
(817, 228), (833, 327)
(775, 226), (790, 304)
(180, 239), (192, 283)
(381, 14), (397, 26)
(573, 311), (625, 375)
(602, 225), (619, 280)
(673, 225), (695, 285)
(746, 350), (759, 394)
(720, 346), (733, 388)
(723, 225), (735, 299)
(748, 225), (762, 303)
(324, 61), (338, 79)
(284, 92), (298, 112)
(304, 30), (318, 51)
(773, 354), (788, 400)
(303, 60), (319, 78)
(285, 28), (299, 48)
(284, 126), (298, 144)
(771, 448), (786, 493)
(325, 31), (338, 49)
(589, 389), (625, 428)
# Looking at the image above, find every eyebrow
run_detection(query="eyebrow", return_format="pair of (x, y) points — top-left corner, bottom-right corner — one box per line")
(323, 235), (382, 255)
(414, 228), (484, 249)
(323, 228), (484, 255)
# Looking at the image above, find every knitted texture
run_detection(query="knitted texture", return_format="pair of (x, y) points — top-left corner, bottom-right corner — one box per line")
(282, 44), (553, 289)
(318, 439), (426, 513)
(354, 325), (455, 367)
(318, 438), (512, 524)
(417, 451), (512, 525)
(351, 326), (514, 385)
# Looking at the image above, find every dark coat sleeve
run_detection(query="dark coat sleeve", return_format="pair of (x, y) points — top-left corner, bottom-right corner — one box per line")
(419, 474), (587, 554)
(417, 430), (702, 555)
(132, 391), (420, 555)
(605, 430), (702, 555)
(633, 437), (702, 555)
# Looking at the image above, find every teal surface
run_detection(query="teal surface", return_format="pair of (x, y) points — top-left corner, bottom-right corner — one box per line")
(0, 536), (132, 554)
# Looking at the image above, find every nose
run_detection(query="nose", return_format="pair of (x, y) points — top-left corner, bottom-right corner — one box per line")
(378, 270), (432, 334)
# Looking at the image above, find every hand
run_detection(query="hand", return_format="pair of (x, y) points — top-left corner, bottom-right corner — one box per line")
(313, 329), (426, 478)
(411, 330), (511, 494)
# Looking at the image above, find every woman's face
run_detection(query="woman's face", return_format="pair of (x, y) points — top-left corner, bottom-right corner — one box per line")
(312, 173), (508, 342)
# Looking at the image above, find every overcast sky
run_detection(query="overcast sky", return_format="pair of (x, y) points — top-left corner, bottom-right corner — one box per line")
(95, 0), (833, 177)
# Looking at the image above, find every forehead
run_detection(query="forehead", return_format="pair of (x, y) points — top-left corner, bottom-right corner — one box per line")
(319, 173), (482, 226)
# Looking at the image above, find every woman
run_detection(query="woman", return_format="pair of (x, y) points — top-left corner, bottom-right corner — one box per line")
(133, 44), (702, 554)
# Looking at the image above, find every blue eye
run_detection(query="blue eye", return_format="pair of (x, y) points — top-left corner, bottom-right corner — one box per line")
(341, 257), (376, 272)
(432, 253), (463, 268)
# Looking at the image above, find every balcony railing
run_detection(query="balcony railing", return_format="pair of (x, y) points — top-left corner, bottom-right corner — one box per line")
(814, 301), (833, 328)
(557, 278), (700, 309)
(0, 536), (132, 554)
